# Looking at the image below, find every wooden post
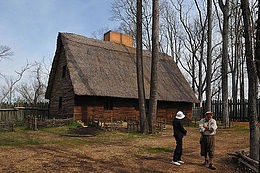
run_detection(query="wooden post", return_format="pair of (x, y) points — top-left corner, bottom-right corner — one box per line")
(29, 115), (32, 130)
(53, 117), (55, 127)
(34, 116), (38, 131)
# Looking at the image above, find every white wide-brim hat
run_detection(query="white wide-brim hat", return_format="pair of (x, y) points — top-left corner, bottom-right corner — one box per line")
(176, 111), (185, 119)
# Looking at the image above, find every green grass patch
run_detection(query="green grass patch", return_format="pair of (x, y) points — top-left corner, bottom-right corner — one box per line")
(0, 131), (41, 146)
(232, 124), (249, 133)
(125, 132), (147, 139)
(40, 120), (82, 134)
(0, 127), (94, 147)
(40, 125), (71, 134)
(66, 120), (82, 128)
(0, 123), (165, 147)
(146, 147), (172, 153)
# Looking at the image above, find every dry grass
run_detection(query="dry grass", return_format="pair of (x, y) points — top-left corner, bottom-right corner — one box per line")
(0, 123), (250, 173)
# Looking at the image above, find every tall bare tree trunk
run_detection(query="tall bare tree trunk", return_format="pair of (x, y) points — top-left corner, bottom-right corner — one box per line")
(255, 0), (260, 165)
(256, 0), (260, 168)
(194, 0), (207, 107)
(148, 0), (159, 134)
(240, 47), (245, 101)
(219, 0), (229, 128)
(256, 0), (260, 81)
(241, 0), (259, 161)
(192, 53), (195, 92)
(136, 0), (147, 134)
(206, 0), (212, 112)
(230, 1), (241, 113)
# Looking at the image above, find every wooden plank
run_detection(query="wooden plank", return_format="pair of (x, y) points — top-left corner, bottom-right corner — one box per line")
(238, 158), (258, 173)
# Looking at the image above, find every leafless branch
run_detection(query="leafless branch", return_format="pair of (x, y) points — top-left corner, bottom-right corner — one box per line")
(0, 45), (13, 62)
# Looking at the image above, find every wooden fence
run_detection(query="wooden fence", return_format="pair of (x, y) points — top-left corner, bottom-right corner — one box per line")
(200, 99), (260, 121)
(0, 102), (49, 122)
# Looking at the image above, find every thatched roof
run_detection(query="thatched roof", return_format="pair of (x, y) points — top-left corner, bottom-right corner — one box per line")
(46, 32), (199, 103)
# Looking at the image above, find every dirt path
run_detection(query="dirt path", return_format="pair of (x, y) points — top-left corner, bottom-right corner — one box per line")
(0, 125), (249, 173)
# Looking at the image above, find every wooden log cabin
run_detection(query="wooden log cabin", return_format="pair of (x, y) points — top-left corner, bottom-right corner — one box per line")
(45, 31), (199, 123)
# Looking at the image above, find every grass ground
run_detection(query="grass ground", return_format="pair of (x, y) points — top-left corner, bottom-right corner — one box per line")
(0, 122), (251, 173)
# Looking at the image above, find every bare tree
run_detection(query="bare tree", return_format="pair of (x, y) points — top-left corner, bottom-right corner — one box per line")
(111, 0), (153, 49)
(241, 0), (259, 161)
(226, 0), (247, 118)
(160, 0), (183, 64)
(194, 0), (208, 106)
(229, 1), (241, 102)
(256, 0), (260, 81)
(239, 52), (246, 100)
(219, 0), (230, 128)
(142, 0), (153, 50)
(171, 0), (219, 104)
(136, 0), (148, 134)
(171, 0), (200, 93)
(206, 0), (213, 111)
(91, 27), (110, 40)
(148, 0), (159, 134)
(0, 45), (13, 62)
(111, 0), (222, 106)
(214, 0), (248, 102)
(0, 62), (31, 103)
(17, 61), (48, 105)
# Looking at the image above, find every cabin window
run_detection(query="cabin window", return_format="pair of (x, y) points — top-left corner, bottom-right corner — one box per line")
(105, 98), (113, 110)
(62, 65), (67, 78)
(58, 97), (62, 109)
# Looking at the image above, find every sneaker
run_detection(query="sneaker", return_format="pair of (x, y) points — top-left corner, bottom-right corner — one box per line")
(208, 163), (216, 170)
(171, 161), (181, 165)
(178, 160), (184, 164)
(202, 160), (209, 166)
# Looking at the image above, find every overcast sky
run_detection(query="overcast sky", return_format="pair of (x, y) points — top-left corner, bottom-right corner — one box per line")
(0, 0), (118, 78)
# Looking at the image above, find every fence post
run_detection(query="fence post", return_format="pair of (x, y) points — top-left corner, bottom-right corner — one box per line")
(29, 115), (32, 129)
(34, 116), (38, 131)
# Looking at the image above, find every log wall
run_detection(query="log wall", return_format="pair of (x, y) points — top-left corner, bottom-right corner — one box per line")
(73, 96), (193, 123)
(48, 47), (75, 118)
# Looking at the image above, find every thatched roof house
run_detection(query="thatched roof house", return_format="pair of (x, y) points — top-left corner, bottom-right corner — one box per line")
(46, 31), (198, 122)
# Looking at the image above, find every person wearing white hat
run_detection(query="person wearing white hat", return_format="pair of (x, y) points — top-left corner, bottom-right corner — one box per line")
(199, 111), (217, 170)
(171, 111), (187, 166)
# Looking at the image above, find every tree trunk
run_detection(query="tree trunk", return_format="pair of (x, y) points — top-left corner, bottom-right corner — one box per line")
(241, 0), (259, 161)
(256, 0), (260, 81)
(231, 4), (240, 111)
(206, 0), (212, 112)
(240, 49), (245, 101)
(192, 52), (195, 92)
(136, 0), (147, 134)
(256, 0), (260, 167)
(194, 0), (206, 107)
(148, 0), (159, 134)
(232, 8), (240, 115)
(219, 0), (229, 128)
(229, 2), (240, 104)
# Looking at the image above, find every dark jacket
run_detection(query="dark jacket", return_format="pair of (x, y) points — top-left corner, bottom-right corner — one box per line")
(173, 118), (187, 137)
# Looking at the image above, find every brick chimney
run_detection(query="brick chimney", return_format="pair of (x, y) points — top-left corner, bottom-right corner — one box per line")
(104, 30), (133, 47)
